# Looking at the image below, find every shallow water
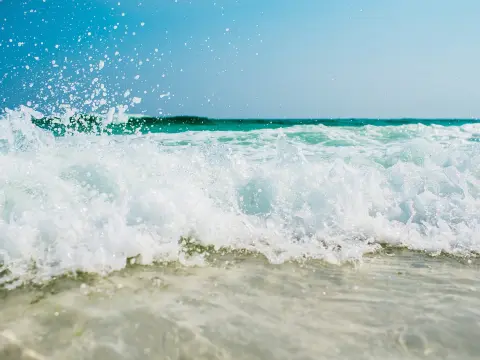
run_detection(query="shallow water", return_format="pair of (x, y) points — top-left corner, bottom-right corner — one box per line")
(1, 251), (479, 360)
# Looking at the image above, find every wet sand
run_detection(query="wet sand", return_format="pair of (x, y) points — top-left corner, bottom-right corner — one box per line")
(1, 251), (479, 360)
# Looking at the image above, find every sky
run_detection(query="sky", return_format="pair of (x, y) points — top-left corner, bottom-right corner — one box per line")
(0, 0), (479, 118)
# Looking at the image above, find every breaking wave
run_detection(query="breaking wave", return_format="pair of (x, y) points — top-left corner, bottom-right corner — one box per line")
(1, 107), (479, 288)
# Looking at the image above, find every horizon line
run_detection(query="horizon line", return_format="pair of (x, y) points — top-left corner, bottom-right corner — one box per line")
(131, 115), (480, 121)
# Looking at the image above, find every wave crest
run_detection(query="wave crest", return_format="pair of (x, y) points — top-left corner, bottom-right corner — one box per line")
(0, 107), (480, 288)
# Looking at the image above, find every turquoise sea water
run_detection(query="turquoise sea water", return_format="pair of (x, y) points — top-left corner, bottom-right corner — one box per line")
(31, 114), (480, 135)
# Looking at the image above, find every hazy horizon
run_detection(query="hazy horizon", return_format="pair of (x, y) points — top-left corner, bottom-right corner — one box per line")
(113, 114), (480, 120)
(37, 112), (480, 121)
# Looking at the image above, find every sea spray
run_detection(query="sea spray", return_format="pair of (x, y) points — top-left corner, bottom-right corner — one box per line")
(0, 107), (479, 288)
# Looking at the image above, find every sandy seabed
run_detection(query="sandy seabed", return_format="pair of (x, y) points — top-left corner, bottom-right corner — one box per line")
(1, 251), (479, 360)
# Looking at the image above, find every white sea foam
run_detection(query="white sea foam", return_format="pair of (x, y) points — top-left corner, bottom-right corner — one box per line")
(0, 108), (479, 286)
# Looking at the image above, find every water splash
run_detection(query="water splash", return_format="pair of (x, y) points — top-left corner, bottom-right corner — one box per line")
(0, 108), (479, 288)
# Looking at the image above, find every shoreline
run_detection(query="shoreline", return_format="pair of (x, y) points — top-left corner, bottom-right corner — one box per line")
(1, 250), (479, 359)
(1, 244), (478, 294)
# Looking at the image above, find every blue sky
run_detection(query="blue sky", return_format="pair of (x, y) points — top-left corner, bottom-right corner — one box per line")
(0, 0), (479, 118)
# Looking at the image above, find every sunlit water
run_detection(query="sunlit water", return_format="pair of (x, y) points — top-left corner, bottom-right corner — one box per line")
(1, 108), (480, 358)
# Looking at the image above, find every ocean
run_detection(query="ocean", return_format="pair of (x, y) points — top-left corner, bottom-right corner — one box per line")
(0, 108), (479, 359)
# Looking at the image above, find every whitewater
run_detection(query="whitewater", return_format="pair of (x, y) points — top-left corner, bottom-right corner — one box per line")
(1, 108), (480, 360)
(1, 107), (480, 286)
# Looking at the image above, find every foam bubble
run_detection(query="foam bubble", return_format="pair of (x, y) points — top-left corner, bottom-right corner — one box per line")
(0, 108), (479, 287)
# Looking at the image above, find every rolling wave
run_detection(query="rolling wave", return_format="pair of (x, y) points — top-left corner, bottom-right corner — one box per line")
(0, 107), (479, 288)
